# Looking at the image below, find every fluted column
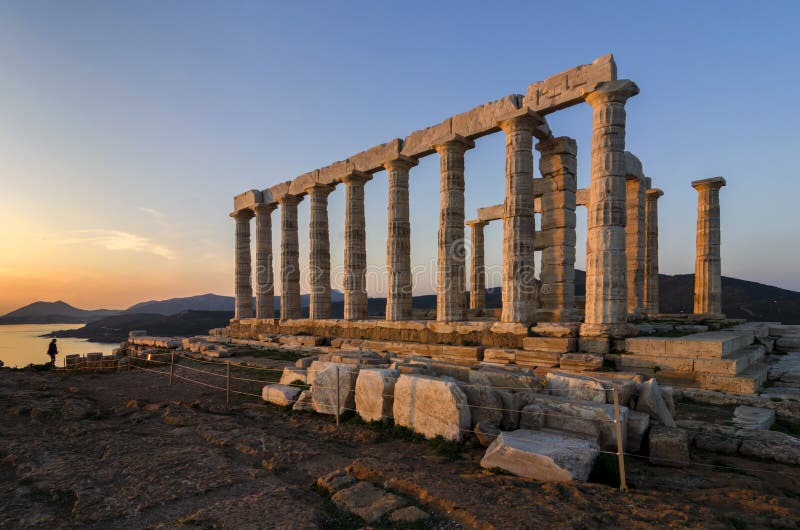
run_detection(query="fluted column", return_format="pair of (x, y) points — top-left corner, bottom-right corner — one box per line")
(434, 135), (474, 322)
(582, 80), (639, 338)
(233, 209), (254, 319)
(307, 184), (334, 320)
(497, 109), (544, 324)
(625, 175), (647, 318)
(692, 177), (726, 318)
(466, 220), (487, 312)
(643, 188), (663, 317)
(280, 194), (302, 320)
(384, 156), (418, 320)
(254, 203), (277, 319)
(342, 172), (371, 320)
(536, 136), (578, 322)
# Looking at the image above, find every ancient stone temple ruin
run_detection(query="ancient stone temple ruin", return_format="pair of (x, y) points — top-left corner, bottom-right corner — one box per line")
(223, 55), (769, 394)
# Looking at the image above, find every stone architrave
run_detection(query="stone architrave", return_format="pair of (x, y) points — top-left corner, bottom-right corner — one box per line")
(536, 136), (578, 322)
(581, 80), (639, 338)
(497, 109), (546, 324)
(280, 194), (303, 320)
(466, 220), (488, 312)
(254, 203), (277, 319)
(232, 209), (254, 319)
(625, 174), (647, 318)
(692, 177), (726, 318)
(434, 135), (474, 322)
(342, 172), (371, 320)
(643, 188), (663, 317)
(384, 156), (418, 321)
(307, 183), (335, 320)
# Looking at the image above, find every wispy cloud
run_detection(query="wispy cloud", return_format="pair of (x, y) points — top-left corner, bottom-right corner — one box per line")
(57, 229), (176, 260)
(138, 207), (168, 221)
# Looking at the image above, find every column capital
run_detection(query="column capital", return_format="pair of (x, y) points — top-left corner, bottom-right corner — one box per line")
(496, 107), (551, 139)
(646, 188), (664, 199)
(253, 202), (278, 215)
(341, 170), (372, 186)
(536, 136), (577, 156)
(433, 133), (475, 154)
(278, 193), (303, 207)
(465, 219), (489, 228)
(584, 79), (640, 107)
(691, 176), (726, 191)
(305, 183), (336, 196)
(230, 209), (254, 220)
(383, 155), (418, 172)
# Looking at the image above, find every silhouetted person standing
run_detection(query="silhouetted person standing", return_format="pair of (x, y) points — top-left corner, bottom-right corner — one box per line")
(47, 339), (58, 369)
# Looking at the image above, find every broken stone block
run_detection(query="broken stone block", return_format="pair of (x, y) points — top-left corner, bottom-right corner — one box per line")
(474, 420), (501, 447)
(732, 406), (775, 430)
(262, 384), (301, 407)
(519, 393), (628, 451)
(315, 470), (355, 494)
(279, 367), (308, 386)
(389, 506), (429, 523)
(331, 481), (407, 523)
(295, 356), (317, 369)
(649, 426), (690, 467)
(738, 429), (800, 465)
(545, 371), (607, 403)
(311, 363), (359, 416)
(559, 353), (603, 371)
(458, 378), (503, 427)
(292, 390), (314, 412)
(626, 410), (650, 453)
(393, 374), (471, 442)
(636, 378), (675, 427)
(354, 368), (399, 422)
(480, 429), (599, 482)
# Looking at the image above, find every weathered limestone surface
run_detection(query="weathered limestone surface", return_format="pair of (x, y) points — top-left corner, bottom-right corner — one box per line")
(233, 189), (262, 212)
(581, 80), (639, 338)
(331, 481), (407, 524)
(480, 429), (599, 482)
(467, 220), (487, 311)
(349, 139), (402, 174)
(545, 371), (607, 403)
(279, 367), (308, 385)
(384, 156), (417, 320)
(392, 374), (470, 441)
(342, 172), (371, 320)
(523, 53), (617, 114)
(435, 135), (474, 322)
(649, 426), (690, 467)
(233, 209), (254, 319)
(636, 378), (675, 427)
(625, 167), (646, 317)
(311, 363), (359, 416)
(692, 177), (726, 318)
(498, 109), (544, 324)
(536, 136), (578, 322)
(280, 194), (303, 320)
(627, 409), (651, 453)
(307, 184), (334, 320)
(643, 188), (663, 317)
(261, 384), (301, 407)
(732, 405), (775, 430)
(254, 203), (277, 319)
(355, 368), (399, 422)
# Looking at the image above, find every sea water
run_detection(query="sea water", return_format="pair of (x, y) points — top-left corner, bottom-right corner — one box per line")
(0, 324), (118, 368)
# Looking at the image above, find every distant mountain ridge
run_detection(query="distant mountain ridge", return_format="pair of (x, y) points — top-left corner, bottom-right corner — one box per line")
(0, 301), (121, 325)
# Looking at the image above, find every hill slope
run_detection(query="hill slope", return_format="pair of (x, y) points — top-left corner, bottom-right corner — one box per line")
(0, 301), (121, 325)
(47, 311), (235, 342)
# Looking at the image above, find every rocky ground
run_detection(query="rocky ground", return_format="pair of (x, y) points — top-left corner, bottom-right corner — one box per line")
(1, 368), (799, 529)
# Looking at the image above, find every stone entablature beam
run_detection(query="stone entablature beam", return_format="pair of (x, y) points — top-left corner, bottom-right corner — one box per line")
(692, 176), (726, 318)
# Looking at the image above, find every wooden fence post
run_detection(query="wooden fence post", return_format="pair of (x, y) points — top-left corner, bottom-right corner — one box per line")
(335, 365), (341, 427)
(169, 352), (175, 385)
(226, 361), (231, 407)
(611, 383), (628, 493)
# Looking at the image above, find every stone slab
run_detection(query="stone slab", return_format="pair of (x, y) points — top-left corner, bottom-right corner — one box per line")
(392, 374), (471, 441)
(523, 337), (577, 353)
(732, 405), (775, 430)
(649, 426), (690, 467)
(262, 384), (301, 407)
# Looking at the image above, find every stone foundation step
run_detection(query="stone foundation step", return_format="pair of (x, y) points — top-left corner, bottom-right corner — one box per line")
(483, 348), (561, 367)
(648, 363), (769, 394)
(339, 339), (484, 365)
(617, 344), (766, 376)
(522, 336), (578, 353)
(625, 331), (755, 359)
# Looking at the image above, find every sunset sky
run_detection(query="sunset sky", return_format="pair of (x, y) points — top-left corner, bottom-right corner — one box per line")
(1, 1), (798, 314)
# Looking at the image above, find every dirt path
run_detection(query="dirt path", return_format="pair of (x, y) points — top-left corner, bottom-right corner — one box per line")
(1, 368), (799, 529)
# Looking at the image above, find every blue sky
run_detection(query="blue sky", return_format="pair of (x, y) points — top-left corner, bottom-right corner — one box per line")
(0, 0), (798, 312)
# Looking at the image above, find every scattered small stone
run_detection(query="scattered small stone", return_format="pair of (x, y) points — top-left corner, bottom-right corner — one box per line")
(331, 481), (407, 523)
(315, 470), (355, 494)
(732, 405), (775, 430)
(474, 420), (501, 448)
(389, 506), (429, 523)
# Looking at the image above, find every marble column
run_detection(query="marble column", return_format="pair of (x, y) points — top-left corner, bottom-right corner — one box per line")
(280, 194), (303, 320)
(466, 220), (487, 312)
(582, 80), (639, 338)
(384, 156), (418, 320)
(643, 188), (663, 317)
(254, 203), (277, 319)
(625, 175), (647, 318)
(434, 135), (474, 322)
(233, 209), (254, 319)
(536, 136), (578, 322)
(497, 109), (543, 324)
(342, 172), (371, 320)
(692, 177), (726, 318)
(307, 184), (334, 320)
